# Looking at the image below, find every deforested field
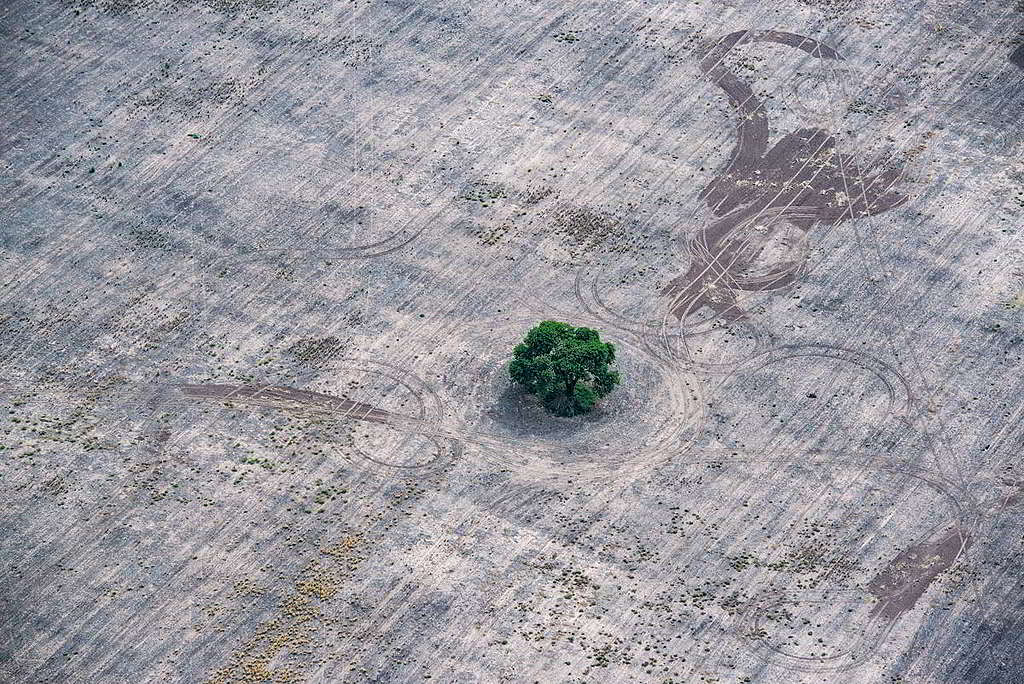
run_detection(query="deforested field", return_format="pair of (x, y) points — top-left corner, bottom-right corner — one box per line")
(2, 1), (1023, 682)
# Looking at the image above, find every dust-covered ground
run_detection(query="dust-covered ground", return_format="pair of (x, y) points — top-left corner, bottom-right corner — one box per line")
(2, 0), (1024, 682)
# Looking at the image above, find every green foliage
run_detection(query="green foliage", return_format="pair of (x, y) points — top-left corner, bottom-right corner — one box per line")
(508, 320), (620, 417)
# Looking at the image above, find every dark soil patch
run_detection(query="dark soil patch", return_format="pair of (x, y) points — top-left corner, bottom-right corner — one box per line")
(867, 528), (970, 618)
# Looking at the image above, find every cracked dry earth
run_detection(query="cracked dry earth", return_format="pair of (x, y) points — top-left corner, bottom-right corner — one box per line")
(2, 0), (1024, 682)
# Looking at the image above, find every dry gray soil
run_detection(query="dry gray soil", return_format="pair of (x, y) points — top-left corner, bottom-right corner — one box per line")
(2, 0), (1024, 682)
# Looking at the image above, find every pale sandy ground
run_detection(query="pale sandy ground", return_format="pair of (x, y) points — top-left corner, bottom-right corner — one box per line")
(1, 1), (1023, 682)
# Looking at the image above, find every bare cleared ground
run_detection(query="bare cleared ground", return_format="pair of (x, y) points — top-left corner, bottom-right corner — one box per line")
(1, 1), (1024, 682)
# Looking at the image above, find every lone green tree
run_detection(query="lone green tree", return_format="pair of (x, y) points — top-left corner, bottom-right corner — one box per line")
(509, 320), (621, 417)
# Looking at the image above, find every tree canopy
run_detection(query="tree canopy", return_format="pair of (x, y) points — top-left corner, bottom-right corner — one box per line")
(508, 320), (621, 417)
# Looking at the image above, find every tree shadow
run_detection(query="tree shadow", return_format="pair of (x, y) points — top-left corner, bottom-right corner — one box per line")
(484, 375), (613, 441)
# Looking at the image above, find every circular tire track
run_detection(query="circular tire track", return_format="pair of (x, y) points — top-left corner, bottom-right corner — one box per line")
(134, 313), (700, 485)
(575, 259), (771, 374)
(131, 359), (461, 475)
(735, 589), (896, 673)
(419, 314), (706, 485)
(712, 454), (973, 673)
(721, 342), (921, 428)
(321, 358), (459, 470)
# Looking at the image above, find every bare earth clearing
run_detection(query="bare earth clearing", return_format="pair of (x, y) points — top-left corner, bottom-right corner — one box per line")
(1, 0), (1023, 682)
